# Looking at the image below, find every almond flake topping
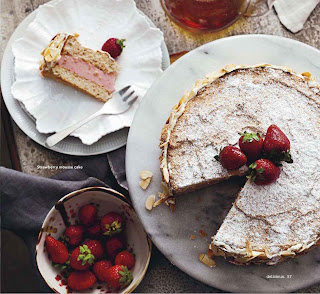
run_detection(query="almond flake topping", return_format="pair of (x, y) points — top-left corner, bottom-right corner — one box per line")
(145, 195), (155, 211)
(139, 170), (153, 190)
(139, 177), (151, 190)
(199, 253), (216, 268)
(139, 170), (153, 180)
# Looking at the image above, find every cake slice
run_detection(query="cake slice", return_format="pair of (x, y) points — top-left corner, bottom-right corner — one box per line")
(40, 33), (119, 102)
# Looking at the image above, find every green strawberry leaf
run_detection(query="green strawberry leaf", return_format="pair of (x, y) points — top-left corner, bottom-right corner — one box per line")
(214, 147), (223, 162)
(247, 162), (264, 182)
(103, 220), (122, 236)
(118, 266), (133, 287)
(59, 235), (69, 246)
(77, 246), (95, 265)
(239, 131), (261, 143)
(249, 162), (257, 169)
(265, 149), (293, 165)
(116, 39), (126, 50)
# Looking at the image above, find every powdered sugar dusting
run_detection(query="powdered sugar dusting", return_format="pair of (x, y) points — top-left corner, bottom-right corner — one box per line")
(166, 66), (320, 260)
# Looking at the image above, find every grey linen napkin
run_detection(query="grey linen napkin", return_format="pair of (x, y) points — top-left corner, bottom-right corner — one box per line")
(107, 146), (127, 190)
(1, 155), (127, 293)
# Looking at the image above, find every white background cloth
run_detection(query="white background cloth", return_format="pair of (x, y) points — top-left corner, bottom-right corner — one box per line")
(268, 0), (320, 33)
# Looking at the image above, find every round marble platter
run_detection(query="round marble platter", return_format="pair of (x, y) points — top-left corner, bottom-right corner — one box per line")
(126, 35), (320, 293)
(1, 1), (170, 156)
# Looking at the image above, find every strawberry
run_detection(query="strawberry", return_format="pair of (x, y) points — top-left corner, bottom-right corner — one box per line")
(115, 251), (135, 269)
(239, 131), (264, 162)
(100, 212), (125, 236)
(93, 260), (113, 282)
(105, 236), (125, 260)
(87, 222), (102, 238)
(101, 38), (125, 58)
(215, 146), (247, 170)
(84, 240), (104, 260)
(104, 265), (133, 289)
(78, 204), (97, 225)
(67, 270), (96, 290)
(263, 124), (293, 164)
(45, 235), (69, 264)
(63, 225), (84, 246)
(70, 245), (95, 270)
(248, 159), (281, 185)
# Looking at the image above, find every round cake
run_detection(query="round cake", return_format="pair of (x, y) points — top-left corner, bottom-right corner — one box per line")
(159, 64), (320, 265)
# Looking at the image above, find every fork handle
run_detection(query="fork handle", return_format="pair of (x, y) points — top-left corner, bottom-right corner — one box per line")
(46, 109), (103, 148)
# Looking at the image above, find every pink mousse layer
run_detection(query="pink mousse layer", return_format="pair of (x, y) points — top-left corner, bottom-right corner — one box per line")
(57, 55), (116, 92)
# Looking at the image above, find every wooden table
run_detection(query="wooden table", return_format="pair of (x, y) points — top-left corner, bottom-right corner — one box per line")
(2, 0), (320, 292)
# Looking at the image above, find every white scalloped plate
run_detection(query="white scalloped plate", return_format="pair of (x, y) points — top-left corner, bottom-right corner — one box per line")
(3, 0), (169, 154)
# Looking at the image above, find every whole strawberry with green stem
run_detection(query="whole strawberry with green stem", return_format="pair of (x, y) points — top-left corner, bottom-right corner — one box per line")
(70, 244), (95, 270)
(104, 265), (133, 289)
(101, 212), (125, 236)
(248, 159), (281, 185)
(45, 235), (69, 264)
(263, 124), (293, 164)
(215, 146), (247, 170)
(239, 131), (264, 162)
(101, 38), (126, 58)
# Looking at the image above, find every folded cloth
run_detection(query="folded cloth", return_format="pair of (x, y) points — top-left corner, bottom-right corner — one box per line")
(268, 0), (320, 33)
(107, 146), (128, 190)
(1, 155), (126, 292)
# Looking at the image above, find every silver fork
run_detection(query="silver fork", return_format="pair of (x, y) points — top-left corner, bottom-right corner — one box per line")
(45, 85), (138, 148)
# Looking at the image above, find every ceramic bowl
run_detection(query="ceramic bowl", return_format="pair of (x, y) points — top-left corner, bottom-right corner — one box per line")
(36, 187), (151, 294)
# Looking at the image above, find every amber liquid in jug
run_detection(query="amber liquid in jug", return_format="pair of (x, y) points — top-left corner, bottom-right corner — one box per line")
(161, 0), (248, 32)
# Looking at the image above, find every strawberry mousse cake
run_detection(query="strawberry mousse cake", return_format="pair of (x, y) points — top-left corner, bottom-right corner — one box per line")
(40, 33), (119, 102)
(159, 64), (320, 265)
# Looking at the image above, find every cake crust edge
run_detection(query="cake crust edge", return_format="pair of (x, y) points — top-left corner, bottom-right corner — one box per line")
(159, 64), (317, 197)
(158, 63), (320, 264)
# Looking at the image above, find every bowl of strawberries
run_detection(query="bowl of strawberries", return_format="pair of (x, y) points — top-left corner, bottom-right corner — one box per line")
(36, 187), (151, 293)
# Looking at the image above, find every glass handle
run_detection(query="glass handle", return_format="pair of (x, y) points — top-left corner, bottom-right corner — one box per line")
(243, 0), (271, 17)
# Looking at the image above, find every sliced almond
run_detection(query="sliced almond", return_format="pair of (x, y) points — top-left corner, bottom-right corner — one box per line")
(139, 177), (151, 190)
(153, 199), (164, 207)
(145, 195), (155, 211)
(302, 71), (311, 78)
(199, 253), (216, 268)
(161, 182), (170, 196)
(139, 170), (153, 180)
(158, 191), (166, 199)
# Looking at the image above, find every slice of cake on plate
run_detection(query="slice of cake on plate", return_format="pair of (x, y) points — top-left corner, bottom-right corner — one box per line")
(40, 33), (119, 102)
(159, 64), (320, 265)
